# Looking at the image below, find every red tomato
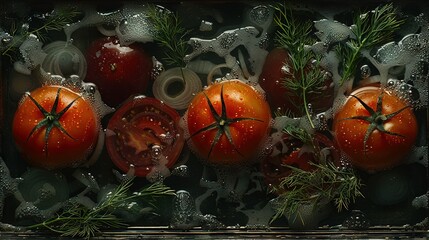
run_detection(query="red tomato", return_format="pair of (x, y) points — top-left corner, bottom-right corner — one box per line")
(85, 36), (153, 107)
(185, 80), (272, 166)
(12, 85), (99, 170)
(259, 47), (334, 115)
(333, 86), (418, 172)
(106, 96), (185, 177)
(261, 132), (339, 188)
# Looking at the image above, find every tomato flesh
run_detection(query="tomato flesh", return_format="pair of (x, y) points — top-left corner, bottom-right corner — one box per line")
(106, 96), (184, 177)
(12, 85), (99, 169)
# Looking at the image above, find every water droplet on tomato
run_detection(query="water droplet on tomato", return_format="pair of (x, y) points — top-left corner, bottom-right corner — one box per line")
(151, 145), (162, 159)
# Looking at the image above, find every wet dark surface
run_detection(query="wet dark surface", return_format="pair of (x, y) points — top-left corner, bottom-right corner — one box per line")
(0, 0), (428, 238)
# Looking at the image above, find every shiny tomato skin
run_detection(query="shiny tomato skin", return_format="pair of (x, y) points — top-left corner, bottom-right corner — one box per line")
(12, 85), (99, 170)
(259, 48), (299, 113)
(259, 48), (334, 115)
(85, 36), (153, 107)
(106, 96), (185, 177)
(333, 86), (418, 172)
(186, 80), (272, 166)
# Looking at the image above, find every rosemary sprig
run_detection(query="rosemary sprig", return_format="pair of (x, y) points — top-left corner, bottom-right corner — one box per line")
(1, 5), (80, 59)
(28, 179), (175, 239)
(146, 5), (190, 68)
(337, 3), (405, 84)
(271, 161), (363, 223)
(273, 4), (327, 128)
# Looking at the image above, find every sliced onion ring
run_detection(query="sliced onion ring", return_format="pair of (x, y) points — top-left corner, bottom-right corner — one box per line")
(97, 24), (117, 37)
(206, 63), (229, 86)
(153, 67), (202, 110)
(42, 41), (87, 80)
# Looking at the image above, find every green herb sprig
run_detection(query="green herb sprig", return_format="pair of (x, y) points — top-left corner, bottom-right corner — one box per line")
(146, 5), (190, 68)
(273, 4), (327, 128)
(337, 3), (405, 84)
(1, 6), (80, 59)
(28, 179), (175, 239)
(283, 124), (312, 144)
(271, 161), (362, 223)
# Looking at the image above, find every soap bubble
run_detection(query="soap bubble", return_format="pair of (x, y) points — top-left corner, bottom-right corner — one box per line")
(342, 210), (370, 230)
(360, 65), (371, 79)
(249, 5), (271, 26)
(170, 190), (198, 229)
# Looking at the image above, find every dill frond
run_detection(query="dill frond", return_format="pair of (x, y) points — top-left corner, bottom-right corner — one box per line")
(270, 161), (363, 223)
(146, 5), (190, 68)
(272, 3), (327, 128)
(28, 179), (175, 239)
(338, 3), (405, 84)
(2, 5), (80, 59)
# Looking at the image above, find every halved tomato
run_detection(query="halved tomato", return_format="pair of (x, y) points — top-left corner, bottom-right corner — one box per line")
(106, 96), (185, 177)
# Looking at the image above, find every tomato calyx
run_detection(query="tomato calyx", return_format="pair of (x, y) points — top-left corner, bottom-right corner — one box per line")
(189, 84), (264, 160)
(26, 87), (79, 156)
(341, 92), (411, 155)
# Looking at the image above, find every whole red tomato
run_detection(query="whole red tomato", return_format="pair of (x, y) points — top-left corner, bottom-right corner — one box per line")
(333, 86), (418, 172)
(185, 80), (272, 166)
(12, 85), (99, 170)
(106, 96), (185, 177)
(85, 36), (153, 107)
(261, 132), (339, 188)
(259, 47), (334, 115)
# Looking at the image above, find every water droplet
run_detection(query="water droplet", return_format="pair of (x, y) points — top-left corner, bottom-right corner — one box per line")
(387, 79), (396, 87)
(118, 19), (128, 35)
(21, 23), (30, 33)
(307, 103), (313, 116)
(249, 5), (271, 25)
(1, 34), (13, 45)
(199, 20), (213, 32)
(170, 190), (198, 229)
(219, 32), (238, 49)
(342, 210), (370, 230)
(171, 165), (189, 177)
(151, 145), (162, 160)
(360, 65), (371, 79)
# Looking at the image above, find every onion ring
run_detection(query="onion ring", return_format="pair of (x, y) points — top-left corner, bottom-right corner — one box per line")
(153, 67), (202, 110)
